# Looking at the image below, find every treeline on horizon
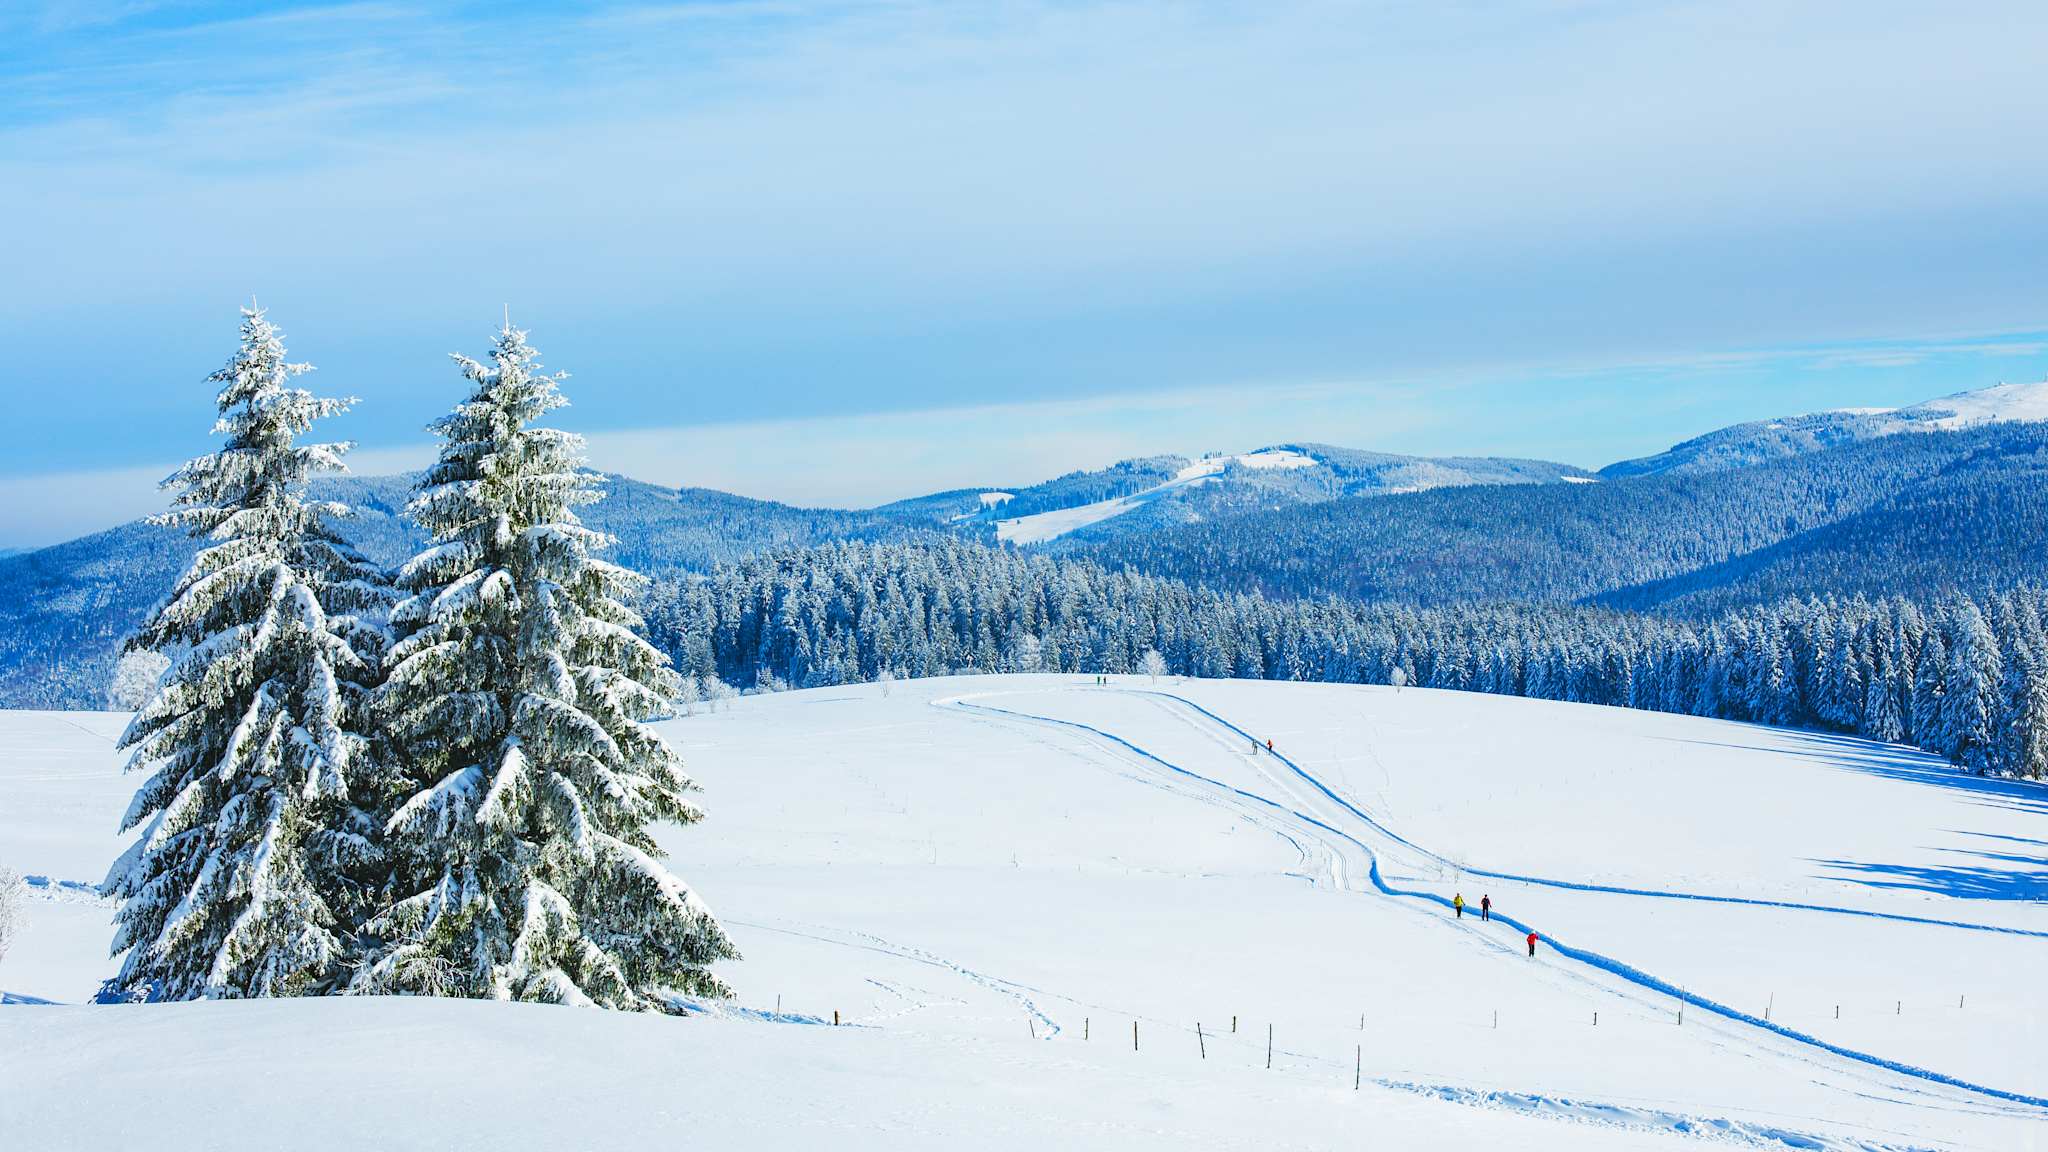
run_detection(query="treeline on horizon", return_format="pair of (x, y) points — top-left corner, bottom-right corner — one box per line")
(644, 538), (2048, 780)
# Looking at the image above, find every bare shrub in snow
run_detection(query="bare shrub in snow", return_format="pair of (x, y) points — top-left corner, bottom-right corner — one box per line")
(105, 649), (171, 711)
(0, 867), (20, 968)
(704, 677), (737, 712)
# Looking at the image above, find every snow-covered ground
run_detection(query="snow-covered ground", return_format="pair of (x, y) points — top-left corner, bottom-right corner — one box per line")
(4, 678), (2045, 1150)
(995, 450), (1314, 544)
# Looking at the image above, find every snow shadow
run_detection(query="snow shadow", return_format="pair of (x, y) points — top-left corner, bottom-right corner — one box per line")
(1815, 833), (2048, 902)
(1659, 729), (2048, 817)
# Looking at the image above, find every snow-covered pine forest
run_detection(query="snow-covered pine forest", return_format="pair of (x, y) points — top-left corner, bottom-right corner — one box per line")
(96, 310), (729, 1008)
(646, 538), (2048, 780)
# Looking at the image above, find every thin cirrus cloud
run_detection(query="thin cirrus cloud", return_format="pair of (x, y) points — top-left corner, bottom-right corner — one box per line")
(2, 1), (2047, 544)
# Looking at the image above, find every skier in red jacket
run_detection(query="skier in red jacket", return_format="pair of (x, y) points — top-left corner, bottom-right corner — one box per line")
(1526, 931), (1539, 958)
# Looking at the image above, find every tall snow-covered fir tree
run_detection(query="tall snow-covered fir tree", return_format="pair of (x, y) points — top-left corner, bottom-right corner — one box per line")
(357, 322), (736, 1009)
(106, 307), (388, 1001)
(1941, 601), (2003, 773)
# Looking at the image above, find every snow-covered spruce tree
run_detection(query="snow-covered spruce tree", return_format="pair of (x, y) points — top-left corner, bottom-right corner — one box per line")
(357, 323), (735, 1009)
(106, 307), (388, 1001)
(1942, 601), (2003, 773)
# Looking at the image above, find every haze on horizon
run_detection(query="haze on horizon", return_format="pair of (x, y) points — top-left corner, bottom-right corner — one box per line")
(4, 1), (2048, 548)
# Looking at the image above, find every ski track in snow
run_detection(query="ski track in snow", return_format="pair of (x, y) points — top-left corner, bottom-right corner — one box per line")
(939, 689), (2048, 1116)
(726, 917), (1064, 1038)
(1374, 1081), (1939, 1152)
(1139, 691), (2048, 941)
(730, 908), (1930, 1152)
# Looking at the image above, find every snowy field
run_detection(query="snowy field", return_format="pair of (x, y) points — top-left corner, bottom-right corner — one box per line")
(4, 677), (2045, 1150)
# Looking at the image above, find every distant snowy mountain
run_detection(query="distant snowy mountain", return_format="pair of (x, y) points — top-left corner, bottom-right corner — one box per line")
(920, 444), (1588, 546)
(995, 450), (1318, 545)
(1601, 379), (2048, 478)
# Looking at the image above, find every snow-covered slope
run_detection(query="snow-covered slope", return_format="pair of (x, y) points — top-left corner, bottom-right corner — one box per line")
(995, 451), (1313, 544)
(1895, 379), (2048, 428)
(5, 679), (2045, 1149)
(1602, 379), (2048, 478)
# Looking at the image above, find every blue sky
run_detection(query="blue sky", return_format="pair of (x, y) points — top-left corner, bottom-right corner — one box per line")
(3, 1), (2048, 546)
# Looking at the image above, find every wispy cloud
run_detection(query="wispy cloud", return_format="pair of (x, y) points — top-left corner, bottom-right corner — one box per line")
(5, 1), (2048, 519)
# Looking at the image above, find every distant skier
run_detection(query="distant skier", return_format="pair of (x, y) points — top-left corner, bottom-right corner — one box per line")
(1526, 931), (1539, 958)
(1453, 893), (1464, 919)
(1480, 894), (1491, 921)
(1266, 739), (1274, 753)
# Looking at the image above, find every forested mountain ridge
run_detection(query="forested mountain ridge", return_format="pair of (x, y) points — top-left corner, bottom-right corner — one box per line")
(1597, 432), (2048, 615)
(1078, 422), (2048, 608)
(1601, 379), (2048, 477)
